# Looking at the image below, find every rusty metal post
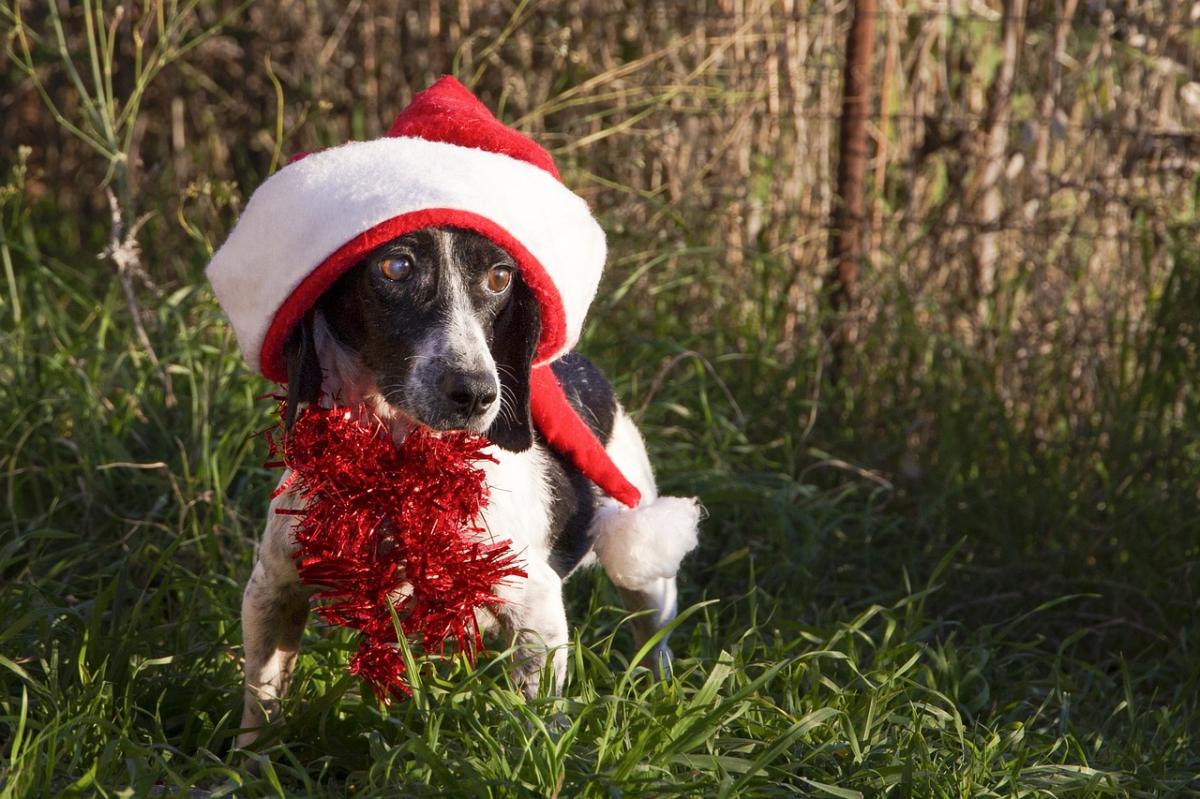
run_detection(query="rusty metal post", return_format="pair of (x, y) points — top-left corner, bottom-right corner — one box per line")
(824, 0), (878, 377)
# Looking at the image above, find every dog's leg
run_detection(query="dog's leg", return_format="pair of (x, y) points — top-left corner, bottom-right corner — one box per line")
(595, 409), (698, 678)
(237, 482), (311, 750)
(617, 577), (678, 677)
(497, 559), (569, 699)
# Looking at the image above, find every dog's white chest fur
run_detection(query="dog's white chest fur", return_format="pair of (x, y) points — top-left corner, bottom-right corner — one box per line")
(477, 444), (555, 565)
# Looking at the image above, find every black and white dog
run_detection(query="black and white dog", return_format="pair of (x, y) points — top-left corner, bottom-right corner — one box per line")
(237, 226), (700, 747)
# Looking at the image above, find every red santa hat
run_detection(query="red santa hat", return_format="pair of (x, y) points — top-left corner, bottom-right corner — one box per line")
(207, 76), (640, 507)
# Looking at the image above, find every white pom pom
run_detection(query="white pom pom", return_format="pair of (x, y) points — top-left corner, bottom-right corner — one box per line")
(592, 496), (702, 591)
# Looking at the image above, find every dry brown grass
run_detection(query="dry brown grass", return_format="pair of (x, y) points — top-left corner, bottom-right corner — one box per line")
(4, 0), (1198, 436)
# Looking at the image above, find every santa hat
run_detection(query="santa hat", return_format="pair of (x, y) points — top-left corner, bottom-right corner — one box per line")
(207, 76), (640, 507)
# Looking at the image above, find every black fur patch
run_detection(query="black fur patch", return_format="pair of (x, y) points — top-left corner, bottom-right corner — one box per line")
(542, 445), (597, 577)
(543, 352), (620, 576)
(550, 352), (618, 444)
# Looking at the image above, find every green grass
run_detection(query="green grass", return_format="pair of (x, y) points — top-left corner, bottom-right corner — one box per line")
(2, 158), (1199, 798)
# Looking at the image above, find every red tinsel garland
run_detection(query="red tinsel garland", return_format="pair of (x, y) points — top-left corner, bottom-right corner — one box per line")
(267, 403), (526, 701)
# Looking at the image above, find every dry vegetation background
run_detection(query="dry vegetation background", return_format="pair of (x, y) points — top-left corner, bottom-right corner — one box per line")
(5, 0), (1200, 618)
(6, 0), (1200, 427)
(3, 0), (1199, 614)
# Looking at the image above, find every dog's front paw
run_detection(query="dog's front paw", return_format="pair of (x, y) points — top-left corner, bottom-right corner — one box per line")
(510, 639), (567, 700)
(510, 650), (546, 700)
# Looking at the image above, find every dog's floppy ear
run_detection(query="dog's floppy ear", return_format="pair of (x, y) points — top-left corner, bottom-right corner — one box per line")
(487, 277), (541, 452)
(284, 311), (323, 430)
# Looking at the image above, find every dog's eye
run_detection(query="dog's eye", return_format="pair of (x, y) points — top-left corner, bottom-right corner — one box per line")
(378, 255), (414, 282)
(486, 265), (513, 294)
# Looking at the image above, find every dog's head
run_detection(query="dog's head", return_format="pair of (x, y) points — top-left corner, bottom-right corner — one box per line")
(284, 226), (541, 452)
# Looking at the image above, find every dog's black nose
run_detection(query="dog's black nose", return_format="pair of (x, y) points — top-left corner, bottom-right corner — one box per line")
(439, 371), (498, 417)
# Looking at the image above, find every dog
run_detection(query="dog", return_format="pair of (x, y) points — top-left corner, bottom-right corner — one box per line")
(236, 226), (699, 748)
